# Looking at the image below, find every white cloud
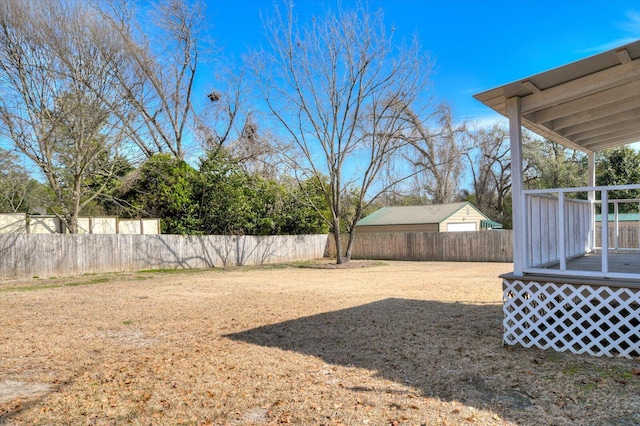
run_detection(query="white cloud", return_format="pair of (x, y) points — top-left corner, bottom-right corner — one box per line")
(579, 10), (640, 54)
(464, 115), (508, 130)
(620, 10), (640, 34)
(581, 37), (639, 53)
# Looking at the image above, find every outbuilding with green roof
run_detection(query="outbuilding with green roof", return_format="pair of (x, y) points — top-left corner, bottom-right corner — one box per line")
(355, 202), (501, 233)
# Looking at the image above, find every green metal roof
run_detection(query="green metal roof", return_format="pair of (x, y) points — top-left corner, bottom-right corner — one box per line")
(595, 213), (640, 222)
(481, 219), (503, 229)
(357, 202), (485, 227)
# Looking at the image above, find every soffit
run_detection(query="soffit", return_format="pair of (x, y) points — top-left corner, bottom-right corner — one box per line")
(474, 40), (640, 153)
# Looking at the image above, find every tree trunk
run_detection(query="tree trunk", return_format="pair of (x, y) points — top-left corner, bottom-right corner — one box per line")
(64, 213), (78, 234)
(344, 227), (357, 263)
(332, 219), (344, 264)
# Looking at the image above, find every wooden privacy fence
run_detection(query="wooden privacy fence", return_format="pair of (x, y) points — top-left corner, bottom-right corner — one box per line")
(595, 226), (640, 249)
(0, 234), (328, 279)
(327, 231), (513, 262)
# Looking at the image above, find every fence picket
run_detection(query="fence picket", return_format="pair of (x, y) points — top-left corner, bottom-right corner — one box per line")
(0, 234), (329, 279)
(327, 231), (513, 262)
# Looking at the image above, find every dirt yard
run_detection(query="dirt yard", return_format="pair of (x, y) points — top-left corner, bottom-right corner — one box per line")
(1, 261), (640, 425)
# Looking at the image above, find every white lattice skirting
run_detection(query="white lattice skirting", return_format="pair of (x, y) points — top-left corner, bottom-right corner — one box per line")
(503, 279), (640, 358)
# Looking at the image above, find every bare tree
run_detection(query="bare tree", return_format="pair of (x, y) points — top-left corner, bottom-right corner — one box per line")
(0, 0), (130, 232)
(402, 104), (471, 204)
(465, 124), (539, 227)
(94, 0), (205, 159)
(197, 64), (250, 153)
(257, 2), (431, 263)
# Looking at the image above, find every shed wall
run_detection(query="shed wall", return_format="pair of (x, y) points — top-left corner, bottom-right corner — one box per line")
(440, 206), (486, 232)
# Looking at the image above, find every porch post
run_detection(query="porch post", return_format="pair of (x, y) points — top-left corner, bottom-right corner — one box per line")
(507, 97), (524, 274)
(587, 152), (596, 189)
(588, 152), (596, 250)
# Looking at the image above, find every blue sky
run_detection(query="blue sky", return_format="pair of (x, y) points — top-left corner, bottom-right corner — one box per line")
(205, 0), (640, 126)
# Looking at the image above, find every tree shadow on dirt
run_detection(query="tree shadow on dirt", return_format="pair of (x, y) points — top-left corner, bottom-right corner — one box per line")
(226, 298), (536, 422)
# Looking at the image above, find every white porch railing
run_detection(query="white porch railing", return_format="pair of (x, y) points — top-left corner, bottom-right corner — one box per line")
(520, 184), (640, 280)
(594, 198), (640, 251)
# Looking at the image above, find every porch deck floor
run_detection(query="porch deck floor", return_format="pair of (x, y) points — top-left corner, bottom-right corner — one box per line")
(547, 252), (640, 274)
(504, 252), (640, 288)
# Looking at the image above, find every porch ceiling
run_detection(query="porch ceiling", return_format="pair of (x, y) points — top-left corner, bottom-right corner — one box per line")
(474, 40), (640, 153)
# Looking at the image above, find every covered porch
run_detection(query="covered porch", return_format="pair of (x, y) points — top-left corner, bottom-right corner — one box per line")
(475, 40), (640, 358)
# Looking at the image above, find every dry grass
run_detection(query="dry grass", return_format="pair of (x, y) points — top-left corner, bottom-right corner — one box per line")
(1, 261), (640, 425)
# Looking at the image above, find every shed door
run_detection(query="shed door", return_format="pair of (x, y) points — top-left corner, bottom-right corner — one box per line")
(446, 222), (477, 232)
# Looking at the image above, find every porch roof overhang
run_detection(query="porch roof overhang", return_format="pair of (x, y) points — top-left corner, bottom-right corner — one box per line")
(474, 40), (640, 153)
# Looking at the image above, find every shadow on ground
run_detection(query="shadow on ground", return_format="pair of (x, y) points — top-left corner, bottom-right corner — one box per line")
(225, 298), (536, 422)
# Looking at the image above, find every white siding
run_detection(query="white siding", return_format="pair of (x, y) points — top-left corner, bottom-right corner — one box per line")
(440, 206), (486, 232)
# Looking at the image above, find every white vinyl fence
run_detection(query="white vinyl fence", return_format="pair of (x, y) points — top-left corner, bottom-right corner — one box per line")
(0, 213), (161, 235)
(0, 234), (329, 279)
